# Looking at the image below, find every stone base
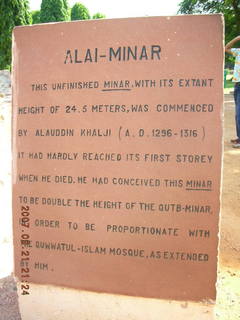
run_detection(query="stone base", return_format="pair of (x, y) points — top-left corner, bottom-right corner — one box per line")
(17, 280), (215, 320)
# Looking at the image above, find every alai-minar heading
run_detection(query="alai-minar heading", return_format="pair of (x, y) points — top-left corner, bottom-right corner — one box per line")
(64, 45), (161, 64)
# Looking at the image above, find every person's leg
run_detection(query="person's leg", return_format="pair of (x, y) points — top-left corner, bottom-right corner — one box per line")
(235, 83), (240, 138)
(232, 83), (240, 147)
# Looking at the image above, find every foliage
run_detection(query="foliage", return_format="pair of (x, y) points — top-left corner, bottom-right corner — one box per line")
(32, 10), (41, 24)
(40, 0), (70, 23)
(92, 12), (106, 19)
(71, 3), (91, 20)
(0, 0), (31, 70)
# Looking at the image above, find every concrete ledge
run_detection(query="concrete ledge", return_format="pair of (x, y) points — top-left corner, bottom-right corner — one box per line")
(17, 280), (215, 320)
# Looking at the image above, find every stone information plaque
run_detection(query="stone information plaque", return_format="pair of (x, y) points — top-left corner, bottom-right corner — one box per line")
(12, 15), (224, 302)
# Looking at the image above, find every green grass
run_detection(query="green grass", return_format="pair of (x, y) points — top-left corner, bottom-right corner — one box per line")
(224, 77), (234, 94)
(225, 79), (234, 89)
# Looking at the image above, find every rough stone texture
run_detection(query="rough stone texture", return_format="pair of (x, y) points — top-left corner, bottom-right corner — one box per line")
(0, 276), (21, 320)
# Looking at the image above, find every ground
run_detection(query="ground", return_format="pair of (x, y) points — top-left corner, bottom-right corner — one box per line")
(215, 93), (240, 320)
(0, 92), (239, 319)
(219, 94), (240, 268)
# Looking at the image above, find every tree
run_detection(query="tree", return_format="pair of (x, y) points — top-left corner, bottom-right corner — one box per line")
(92, 13), (106, 19)
(0, 0), (31, 70)
(40, 0), (70, 23)
(71, 3), (91, 20)
(32, 10), (41, 24)
(178, 0), (240, 44)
